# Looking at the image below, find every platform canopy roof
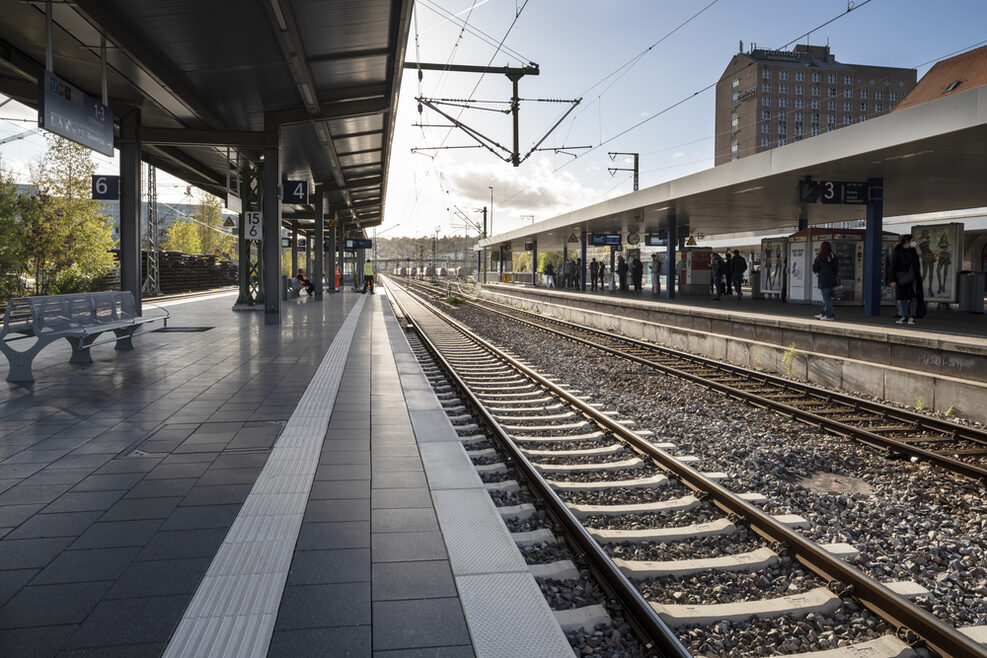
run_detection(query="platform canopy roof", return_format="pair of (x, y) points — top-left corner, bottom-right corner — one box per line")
(480, 85), (987, 251)
(0, 0), (413, 234)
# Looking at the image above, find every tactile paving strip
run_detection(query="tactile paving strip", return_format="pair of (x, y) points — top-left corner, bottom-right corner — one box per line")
(456, 572), (572, 658)
(432, 488), (528, 576)
(163, 295), (367, 658)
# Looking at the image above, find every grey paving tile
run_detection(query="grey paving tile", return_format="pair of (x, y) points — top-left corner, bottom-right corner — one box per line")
(296, 521), (370, 550)
(373, 645), (474, 657)
(33, 546), (141, 585)
(371, 509), (439, 534)
(310, 479), (371, 498)
(0, 536), (74, 569)
(0, 483), (73, 506)
(106, 556), (211, 599)
(59, 641), (167, 657)
(69, 519), (163, 550)
(0, 625), (77, 657)
(92, 457), (163, 475)
(99, 496), (182, 522)
(142, 461), (212, 480)
(315, 464), (371, 480)
(303, 498), (371, 524)
(370, 471), (427, 489)
(124, 478), (198, 499)
(321, 439), (370, 452)
(371, 458), (424, 473)
(371, 445), (421, 458)
(0, 568), (38, 608)
(5, 510), (101, 540)
(21, 468), (92, 487)
(158, 503), (240, 531)
(372, 598), (470, 651)
(50, 454), (115, 471)
(268, 626), (371, 657)
(135, 527), (227, 561)
(371, 488), (433, 509)
(211, 452), (270, 470)
(194, 467), (261, 486)
(0, 581), (112, 629)
(178, 484), (252, 506)
(372, 560), (457, 601)
(372, 532), (448, 563)
(287, 548), (371, 586)
(274, 582), (371, 630)
(43, 489), (126, 513)
(69, 472), (147, 492)
(64, 594), (188, 648)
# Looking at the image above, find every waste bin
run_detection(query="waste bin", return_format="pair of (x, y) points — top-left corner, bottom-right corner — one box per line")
(750, 270), (763, 299)
(958, 271), (986, 313)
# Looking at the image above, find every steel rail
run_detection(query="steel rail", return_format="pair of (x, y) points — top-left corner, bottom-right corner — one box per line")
(384, 281), (691, 658)
(427, 282), (987, 481)
(389, 277), (987, 658)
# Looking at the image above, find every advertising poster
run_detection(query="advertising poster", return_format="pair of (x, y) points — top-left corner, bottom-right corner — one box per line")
(788, 242), (807, 301)
(913, 223), (963, 303)
(760, 238), (786, 295)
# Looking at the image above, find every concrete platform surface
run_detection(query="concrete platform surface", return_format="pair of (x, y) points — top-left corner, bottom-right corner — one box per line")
(0, 290), (570, 657)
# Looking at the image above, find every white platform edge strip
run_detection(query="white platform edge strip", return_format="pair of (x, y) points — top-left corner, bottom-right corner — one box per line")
(162, 295), (367, 658)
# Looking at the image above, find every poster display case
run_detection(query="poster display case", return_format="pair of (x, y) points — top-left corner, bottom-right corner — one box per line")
(760, 237), (788, 297)
(913, 223), (963, 303)
(787, 229), (898, 305)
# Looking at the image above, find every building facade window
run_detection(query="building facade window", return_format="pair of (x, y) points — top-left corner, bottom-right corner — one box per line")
(761, 122), (769, 134)
(860, 89), (869, 99)
(795, 71), (804, 81)
(778, 97), (787, 107)
(811, 86), (820, 96)
(779, 70), (788, 80)
(828, 73), (837, 83)
(875, 103), (883, 112)
(843, 101), (852, 112)
(762, 69), (771, 80)
(890, 91), (898, 101)
(889, 103), (895, 110)
(731, 111), (739, 130)
(827, 100), (836, 110)
(795, 98), (804, 109)
(844, 88), (852, 98)
(860, 102), (868, 112)
(762, 96), (770, 106)
(762, 82), (771, 93)
(828, 87), (837, 97)
(875, 90), (883, 100)
(795, 85), (804, 95)
(827, 114), (836, 130)
(860, 115), (867, 121)
(811, 99), (819, 109)
(778, 84), (788, 94)
(810, 125), (819, 137)
(778, 137), (786, 147)
(761, 136), (770, 147)
(844, 115), (851, 125)
(731, 78), (739, 103)
(761, 110), (770, 120)
(844, 75), (853, 85)
(812, 72), (821, 83)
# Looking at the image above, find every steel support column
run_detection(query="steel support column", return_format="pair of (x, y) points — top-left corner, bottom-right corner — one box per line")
(477, 250), (482, 283)
(498, 246), (504, 280)
(863, 178), (884, 316)
(119, 109), (142, 315)
(609, 246), (615, 291)
(531, 242), (537, 287)
(291, 226), (298, 276)
(314, 191), (324, 299)
(666, 214), (677, 299)
(580, 232), (587, 290)
(337, 222), (345, 292)
(263, 116), (281, 325)
(326, 210), (336, 293)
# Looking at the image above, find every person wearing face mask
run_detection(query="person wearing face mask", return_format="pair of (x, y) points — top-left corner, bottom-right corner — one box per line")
(888, 234), (923, 325)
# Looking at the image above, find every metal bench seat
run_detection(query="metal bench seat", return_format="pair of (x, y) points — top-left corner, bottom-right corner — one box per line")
(1, 291), (168, 383)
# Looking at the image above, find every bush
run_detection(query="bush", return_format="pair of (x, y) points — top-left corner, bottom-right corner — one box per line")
(0, 274), (24, 308)
(49, 264), (92, 295)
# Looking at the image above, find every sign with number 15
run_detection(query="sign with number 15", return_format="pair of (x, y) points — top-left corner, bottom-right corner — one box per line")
(244, 211), (263, 240)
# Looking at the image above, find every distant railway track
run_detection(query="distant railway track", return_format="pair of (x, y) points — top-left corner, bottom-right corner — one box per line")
(384, 277), (986, 658)
(397, 276), (987, 482)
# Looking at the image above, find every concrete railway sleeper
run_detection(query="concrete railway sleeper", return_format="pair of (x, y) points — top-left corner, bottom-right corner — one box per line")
(386, 276), (987, 658)
(402, 277), (987, 481)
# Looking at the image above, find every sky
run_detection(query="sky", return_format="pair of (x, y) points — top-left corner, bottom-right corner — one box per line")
(3, 0), (987, 239)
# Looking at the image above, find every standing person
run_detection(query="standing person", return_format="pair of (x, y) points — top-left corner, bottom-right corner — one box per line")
(730, 250), (747, 300)
(631, 257), (643, 292)
(543, 261), (555, 288)
(575, 258), (582, 289)
(616, 256), (628, 292)
(711, 253), (724, 300)
(590, 258), (599, 290)
(811, 241), (839, 320)
(362, 259), (375, 294)
(650, 253), (661, 295)
(597, 259), (606, 289)
(889, 234), (922, 325)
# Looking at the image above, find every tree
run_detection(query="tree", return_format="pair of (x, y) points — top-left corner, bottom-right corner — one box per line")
(163, 218), (202, 254)
(192, 194), (234, 257)
(0, 159), (25, 303)
(20, 135), (115, 293)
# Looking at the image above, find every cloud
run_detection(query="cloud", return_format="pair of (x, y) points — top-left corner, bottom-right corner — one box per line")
(672, 152), (685, 159)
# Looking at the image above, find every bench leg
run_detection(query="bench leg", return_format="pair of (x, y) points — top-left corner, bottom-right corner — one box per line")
(66, 335), (98, 364)
(0, 337), (54, 383)
(113, 327), (135, 351)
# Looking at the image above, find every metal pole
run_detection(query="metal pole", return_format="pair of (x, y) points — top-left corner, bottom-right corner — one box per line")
(45, 0), (52, 72)
(100, 35), (108, 106)
(314, 189), (324, 299)
(119, 109), (142, 314)
(863, 178), (884, 316)
(290, 226), (298, 276)
(511, 78), (520, 167)
(580, 231), (587, 290)
(488, 189), (493, 236)
(531, 241), (537, 287)
(633, 153), (639, 192)
(337, 218), (344, 292)
(263, 115), (281, 324)
(666, 214), (677, 299)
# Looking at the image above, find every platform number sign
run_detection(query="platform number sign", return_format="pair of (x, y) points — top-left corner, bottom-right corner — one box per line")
(244, 211), (263, 241)
(820, 180), (868, 205)
(91, 175), (119, 200)
(282, 180), (309, 204)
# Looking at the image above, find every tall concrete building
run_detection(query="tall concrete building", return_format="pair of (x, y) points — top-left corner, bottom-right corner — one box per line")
(715, 44), (917, 165)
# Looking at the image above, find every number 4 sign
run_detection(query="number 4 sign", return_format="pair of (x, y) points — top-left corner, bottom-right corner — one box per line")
(282, 180), (309, 204)
(244, 211), (263, 240)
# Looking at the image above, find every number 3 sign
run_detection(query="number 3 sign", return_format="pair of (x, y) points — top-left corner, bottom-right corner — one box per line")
(244, 211), (263, 240)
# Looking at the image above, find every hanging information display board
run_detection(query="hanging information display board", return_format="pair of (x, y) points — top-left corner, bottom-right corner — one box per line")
(38, 71), (114, 156)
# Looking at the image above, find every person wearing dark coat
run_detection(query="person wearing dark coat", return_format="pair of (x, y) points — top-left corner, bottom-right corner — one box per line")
(597, 260), (606, 289)
(729, 250), (747, 299)
(811, 241), (839, 320)
(711, 253), (725, 300)
(589, 259), (599, 290)
(888, 234), (923, 325)
(616, 256), (629, 292)
(631, 258), (643, 292)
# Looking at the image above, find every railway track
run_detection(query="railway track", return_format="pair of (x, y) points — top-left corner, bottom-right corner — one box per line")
(399, 276), (987, 481)
(384, 278), (986, 658)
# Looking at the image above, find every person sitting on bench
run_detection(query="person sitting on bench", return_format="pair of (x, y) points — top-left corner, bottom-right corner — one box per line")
(296, 268), (314, 295)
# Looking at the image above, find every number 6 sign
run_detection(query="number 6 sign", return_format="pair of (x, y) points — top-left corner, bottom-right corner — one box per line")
(244, 211), (263, 241)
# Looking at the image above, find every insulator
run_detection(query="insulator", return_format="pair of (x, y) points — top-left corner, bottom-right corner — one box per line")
(417, 103), (422, 114)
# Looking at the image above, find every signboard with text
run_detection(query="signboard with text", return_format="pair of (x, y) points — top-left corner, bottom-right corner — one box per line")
(345, 238), (373, 250)
(820, 180), (868, 205)
(39, 71), (114, 156)
(244, 211), (263, 240)
(91, 175), (119, 200)
(282, 180), (309, 204)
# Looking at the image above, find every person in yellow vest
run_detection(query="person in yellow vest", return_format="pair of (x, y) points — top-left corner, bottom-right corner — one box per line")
(362, 259), (375, 294)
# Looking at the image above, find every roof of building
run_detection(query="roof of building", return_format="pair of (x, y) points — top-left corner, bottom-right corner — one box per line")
(894, 44), (987, 111)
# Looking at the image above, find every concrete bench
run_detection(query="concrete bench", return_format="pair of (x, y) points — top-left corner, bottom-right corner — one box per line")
(0, 291), (169, 383)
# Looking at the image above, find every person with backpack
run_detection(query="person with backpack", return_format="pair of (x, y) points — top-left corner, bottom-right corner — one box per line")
(888, 234), (923, 325)
(730, 250), (747, 299)
(811, 241), (839, 320)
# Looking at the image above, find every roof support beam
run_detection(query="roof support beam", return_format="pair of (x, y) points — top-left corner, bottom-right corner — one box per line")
(308, 48), (390, 63)
(138, 127), (276, 148)
(272, 98), (390, 127)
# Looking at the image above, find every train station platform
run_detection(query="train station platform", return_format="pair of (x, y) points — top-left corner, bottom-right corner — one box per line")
(476, 282), (987, 424)
(0, 291), (570, 656)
